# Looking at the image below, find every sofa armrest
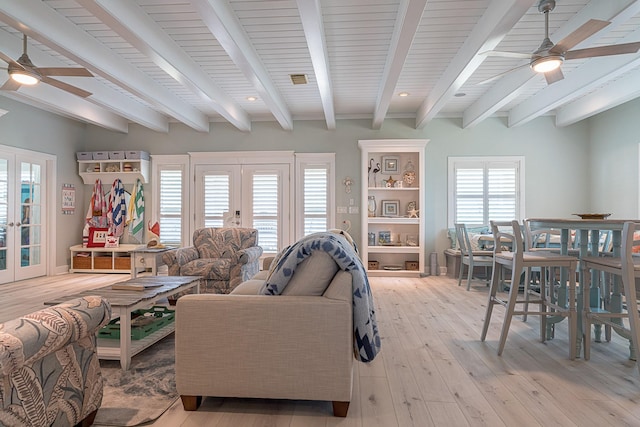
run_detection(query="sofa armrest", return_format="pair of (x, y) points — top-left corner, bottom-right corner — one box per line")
(175, 294), (353, 401)
(0, 296), (111, 374)
(163, 246), (200, 275)
(236, 246), (263, 264)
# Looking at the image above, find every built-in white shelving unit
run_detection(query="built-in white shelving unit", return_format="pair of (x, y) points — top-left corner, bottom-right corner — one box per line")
(359, 139), (428, 277)
(78, 159), (149, 184)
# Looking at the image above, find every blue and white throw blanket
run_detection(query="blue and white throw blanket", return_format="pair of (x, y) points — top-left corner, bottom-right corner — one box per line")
(260, 232), (381, 363)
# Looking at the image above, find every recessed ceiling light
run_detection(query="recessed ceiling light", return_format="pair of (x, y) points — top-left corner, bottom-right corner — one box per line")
(398, 92), (409, 97)
(454, 93), (466, 97)
(246, 96), (257, 101)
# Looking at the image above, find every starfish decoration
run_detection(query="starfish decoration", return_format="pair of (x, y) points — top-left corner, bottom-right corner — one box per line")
(407, 207), (419, 218)
(384, 176), (396, 187)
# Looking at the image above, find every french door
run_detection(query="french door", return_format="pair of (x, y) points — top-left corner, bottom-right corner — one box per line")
(0, 147), (48, 284)
(194, 163), (291, 254)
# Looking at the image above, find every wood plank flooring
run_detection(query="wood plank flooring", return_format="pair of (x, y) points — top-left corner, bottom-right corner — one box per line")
(2, 273), (640, 426)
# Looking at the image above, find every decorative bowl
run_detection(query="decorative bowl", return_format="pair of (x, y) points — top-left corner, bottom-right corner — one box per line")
(572, 213), (611, 220)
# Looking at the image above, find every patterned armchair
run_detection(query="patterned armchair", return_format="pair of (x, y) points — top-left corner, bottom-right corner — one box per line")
(163, 227), (263, 294)
(0, 296), (111, 427)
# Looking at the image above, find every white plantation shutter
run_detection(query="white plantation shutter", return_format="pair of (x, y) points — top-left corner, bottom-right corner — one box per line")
(449, 157), (524, 226)
(295, 154), (335, 240)
(158, 169), (183, 245)
(203, 174), (230, 228)
(252, 172), (279, 252)
(152, 155), (189, 246)
(303, 168), (328, 235)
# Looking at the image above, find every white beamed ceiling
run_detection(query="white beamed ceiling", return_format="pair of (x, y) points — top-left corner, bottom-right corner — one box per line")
(0, 0), (639, 133)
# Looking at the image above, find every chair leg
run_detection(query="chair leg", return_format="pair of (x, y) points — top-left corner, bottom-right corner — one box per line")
(466, 260), (474, 291)
(497, 262), (523, 356)
(539, 267), (547, 343)
(457, 261), (465, 287)
(482, 263), (503, 342)
(75, 409), (98, 427)
(583, 266), (592, 361)
(621, 268), (640, 375)
(568, 265), (577, 361)
(523, 266), (531, 322)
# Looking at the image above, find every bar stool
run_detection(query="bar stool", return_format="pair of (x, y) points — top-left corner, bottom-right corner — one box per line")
(455, 223), (493, 291)
(581, 221), (640, 374)
(481, 220), (579, 359)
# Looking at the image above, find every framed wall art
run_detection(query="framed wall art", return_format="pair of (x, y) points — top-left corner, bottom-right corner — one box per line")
(381, 156), (399, 174)
(382, 200), (400, 217)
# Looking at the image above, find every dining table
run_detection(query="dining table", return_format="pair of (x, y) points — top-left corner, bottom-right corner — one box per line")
(526, 217), (637, 358)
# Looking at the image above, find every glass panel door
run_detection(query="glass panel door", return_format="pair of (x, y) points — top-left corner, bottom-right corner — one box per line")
(15, 158), (46, 280)
(0, 158), (11, 283)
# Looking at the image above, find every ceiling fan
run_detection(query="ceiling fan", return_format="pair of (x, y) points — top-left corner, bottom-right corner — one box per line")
(480, 0), (640, 85)
(0, 34), (93, 97)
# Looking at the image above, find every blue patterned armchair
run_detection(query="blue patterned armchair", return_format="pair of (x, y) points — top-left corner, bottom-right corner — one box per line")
(0, 296), (111, 427)
(163, 227), (263, 294)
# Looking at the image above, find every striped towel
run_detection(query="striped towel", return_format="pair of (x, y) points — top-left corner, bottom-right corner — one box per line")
(127, 179), (145, 242)
(108, 179), (127, 237)
(85, 179), (107, 227)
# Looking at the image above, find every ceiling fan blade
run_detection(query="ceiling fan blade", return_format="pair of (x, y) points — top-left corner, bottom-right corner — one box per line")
(479, 50), (531, 59)
(477, 63), (529, 85)
(35, 67), (93, 77)
(0, 79), (21, 91)
(544, 67), (564, 85)
(0, 51), (21, 68)
(41, 76), (92, 98)
(550, 19), (610, 54)
(565, 41), (640, 60)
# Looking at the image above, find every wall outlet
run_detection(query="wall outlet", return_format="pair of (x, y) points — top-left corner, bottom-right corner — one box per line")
(348, 206), (359, 214)
(337, 206), (347, 214)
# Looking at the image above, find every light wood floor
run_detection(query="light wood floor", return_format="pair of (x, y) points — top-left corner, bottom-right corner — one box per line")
(2, 273), (640, 426)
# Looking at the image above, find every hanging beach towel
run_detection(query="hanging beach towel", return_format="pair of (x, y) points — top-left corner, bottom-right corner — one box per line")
(108, 178), (127, 238)
(85, 179), (107, 228)
(127, 179), (145, 242)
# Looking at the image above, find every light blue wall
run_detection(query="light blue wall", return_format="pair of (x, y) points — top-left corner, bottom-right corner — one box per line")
(2, 93), (617, 271)
(85, 114), (591, 267)
(0, 97), (87, 269)
(588, 97), (640, 219)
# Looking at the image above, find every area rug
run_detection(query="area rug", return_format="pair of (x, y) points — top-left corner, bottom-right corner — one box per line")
(94, 334), (178, 426)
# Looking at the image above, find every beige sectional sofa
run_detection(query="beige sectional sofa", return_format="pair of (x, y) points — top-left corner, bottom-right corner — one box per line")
(174, 250), (355, 417)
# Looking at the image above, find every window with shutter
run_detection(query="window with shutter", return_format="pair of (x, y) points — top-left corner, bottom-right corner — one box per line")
(151, 155), (189, 246)
(448, 157), (524, 226)
(295, 154), (335, 240)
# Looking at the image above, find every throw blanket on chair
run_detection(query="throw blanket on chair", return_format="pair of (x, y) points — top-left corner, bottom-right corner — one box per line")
(261, 232), (381, 363)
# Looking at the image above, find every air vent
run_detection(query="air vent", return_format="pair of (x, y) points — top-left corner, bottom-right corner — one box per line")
(290, 74), (308, 85)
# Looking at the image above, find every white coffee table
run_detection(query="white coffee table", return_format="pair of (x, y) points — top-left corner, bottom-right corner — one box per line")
(46, 276), (200, 370)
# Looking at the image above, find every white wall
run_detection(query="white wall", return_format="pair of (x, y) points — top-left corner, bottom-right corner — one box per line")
(85, 115), (591, 268)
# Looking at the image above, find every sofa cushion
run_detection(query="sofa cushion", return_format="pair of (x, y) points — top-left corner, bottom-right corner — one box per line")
(281, 251), (339, 296)
(231, 279), (265, 295)
(447, 225), (490, 250)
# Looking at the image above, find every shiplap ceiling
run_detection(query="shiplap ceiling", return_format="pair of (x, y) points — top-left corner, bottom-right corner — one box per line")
(1, 0), (640, 133)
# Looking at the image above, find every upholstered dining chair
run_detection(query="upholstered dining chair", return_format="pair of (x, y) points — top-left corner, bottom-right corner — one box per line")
(481, 220), (580, 359)
(454, 223), (493, 291)
(580, 221), (640, 374)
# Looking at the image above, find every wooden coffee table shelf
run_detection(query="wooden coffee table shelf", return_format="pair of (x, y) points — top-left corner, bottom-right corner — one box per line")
(45, 276), (201, 370)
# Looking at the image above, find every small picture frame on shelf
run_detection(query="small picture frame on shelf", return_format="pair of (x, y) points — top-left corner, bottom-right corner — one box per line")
(382, 200), (400, 217)
(378, 231), (391, 245)
(381, 156), (399, 174)
(87, 227), (109, 248)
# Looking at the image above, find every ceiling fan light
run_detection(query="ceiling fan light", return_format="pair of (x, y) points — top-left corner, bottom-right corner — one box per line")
(9, 69), (39, 85)
(531, 55), (563, 73)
